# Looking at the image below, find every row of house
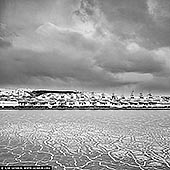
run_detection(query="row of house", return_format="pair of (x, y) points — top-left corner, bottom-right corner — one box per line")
(0, 89), (170, 109)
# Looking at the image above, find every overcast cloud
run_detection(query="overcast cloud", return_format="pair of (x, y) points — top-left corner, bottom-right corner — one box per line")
(0, 0), (170, 94)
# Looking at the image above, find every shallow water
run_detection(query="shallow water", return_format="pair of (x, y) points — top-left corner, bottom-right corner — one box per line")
(0, 110), (170, 169)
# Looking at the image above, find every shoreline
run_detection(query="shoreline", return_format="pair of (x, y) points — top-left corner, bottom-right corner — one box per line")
(1, 106), (170, 110)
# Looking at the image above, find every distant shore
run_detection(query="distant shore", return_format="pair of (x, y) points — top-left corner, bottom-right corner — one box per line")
(1, 89), (170, 111)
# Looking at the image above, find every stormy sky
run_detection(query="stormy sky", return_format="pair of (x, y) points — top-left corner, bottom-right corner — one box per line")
(0, 0), (170, 94)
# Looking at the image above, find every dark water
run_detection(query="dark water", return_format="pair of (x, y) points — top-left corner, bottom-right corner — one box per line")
(0, 110), (170, 170)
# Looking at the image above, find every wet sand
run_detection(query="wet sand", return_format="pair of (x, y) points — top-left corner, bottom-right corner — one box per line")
(0, 110), (170, 170)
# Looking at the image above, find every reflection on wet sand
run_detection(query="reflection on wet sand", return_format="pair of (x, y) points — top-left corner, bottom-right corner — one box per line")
(0, 110), (170, 170)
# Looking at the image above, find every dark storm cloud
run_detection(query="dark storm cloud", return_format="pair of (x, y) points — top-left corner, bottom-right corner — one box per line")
(0, 38), (11, 48)
(95, 45), (165, 75)
(0, 0), (6, 21)
(100, 0), (148, 24)
(0, 0), (170, 93)
(99, 0), (170, 49)
(0, 48), (134, 89)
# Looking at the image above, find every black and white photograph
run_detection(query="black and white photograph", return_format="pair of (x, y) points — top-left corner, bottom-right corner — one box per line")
(0, 0), (170, 169)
